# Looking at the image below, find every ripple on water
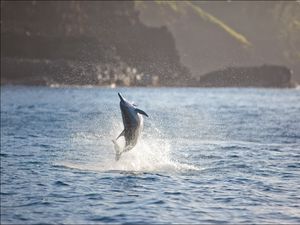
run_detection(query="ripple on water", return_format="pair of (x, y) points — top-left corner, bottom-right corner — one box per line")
(1, 87), (300, 224)
(54, 181), (70, 186)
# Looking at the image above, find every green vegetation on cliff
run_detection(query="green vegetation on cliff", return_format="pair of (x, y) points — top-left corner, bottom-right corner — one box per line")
(1, 1), (299, 86)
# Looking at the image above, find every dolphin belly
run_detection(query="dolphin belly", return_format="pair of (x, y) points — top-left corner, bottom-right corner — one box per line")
(113, 93), (148, 161)
(123, 117), (143, 152)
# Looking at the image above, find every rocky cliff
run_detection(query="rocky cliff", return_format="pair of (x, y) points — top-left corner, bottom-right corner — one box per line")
(1, 1), (298, 88)
(1, 1), (191, 86)
(198, 65), (294, 88)
(137, 1), (300, 84)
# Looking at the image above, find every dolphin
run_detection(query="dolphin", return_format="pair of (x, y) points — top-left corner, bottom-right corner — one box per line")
(112, 92), (149, 161)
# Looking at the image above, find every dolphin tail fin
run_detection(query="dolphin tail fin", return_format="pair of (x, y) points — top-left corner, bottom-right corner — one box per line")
(135, 108), (149, 117)
(112, 139), (122, 161)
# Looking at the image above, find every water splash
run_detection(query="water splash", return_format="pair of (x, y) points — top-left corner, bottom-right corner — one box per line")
(106, 137), (199, 172)
(58, 135), (199, 173)
(57, 112), (200, 173)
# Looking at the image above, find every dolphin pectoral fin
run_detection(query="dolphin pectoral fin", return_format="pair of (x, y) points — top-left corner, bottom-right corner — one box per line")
(116, 130), (125, 140)
(135, 108), (149, 117)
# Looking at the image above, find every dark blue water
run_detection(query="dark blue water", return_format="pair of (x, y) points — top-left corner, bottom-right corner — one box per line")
(1, 86), (300, 224)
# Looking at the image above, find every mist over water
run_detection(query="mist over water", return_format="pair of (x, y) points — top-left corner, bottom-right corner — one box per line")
(61, 124), (198, 173)
(1, 86), (300, 224)
(58, 100), (199, 173)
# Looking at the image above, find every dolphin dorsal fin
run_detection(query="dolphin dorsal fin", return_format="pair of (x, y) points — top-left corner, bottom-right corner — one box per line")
(135, 108), (149, 117)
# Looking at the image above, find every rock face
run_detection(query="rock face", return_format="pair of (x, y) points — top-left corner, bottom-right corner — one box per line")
(1, 2), (297, 88)
(198, 65), (294, 88)
(1, 1), (191, 86)
(136, 1), (300, 84)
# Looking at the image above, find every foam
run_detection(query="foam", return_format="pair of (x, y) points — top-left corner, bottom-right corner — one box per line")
(57, 119), (200, 173)
(57, 136), (199, 173)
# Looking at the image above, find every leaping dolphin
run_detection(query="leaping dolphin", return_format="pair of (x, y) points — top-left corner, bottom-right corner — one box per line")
(112, 93), (149, 161)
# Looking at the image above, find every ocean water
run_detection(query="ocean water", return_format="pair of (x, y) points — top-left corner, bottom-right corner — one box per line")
(1, 86), (300, 224)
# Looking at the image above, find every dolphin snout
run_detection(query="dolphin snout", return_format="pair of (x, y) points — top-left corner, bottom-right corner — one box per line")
(118, 93), (125, 102)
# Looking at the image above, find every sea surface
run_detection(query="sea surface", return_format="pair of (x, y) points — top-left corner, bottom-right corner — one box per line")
(1, 86), (300, 224)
